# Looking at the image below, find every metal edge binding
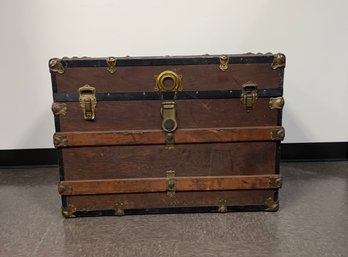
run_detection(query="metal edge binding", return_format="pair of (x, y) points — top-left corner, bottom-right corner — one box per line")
(58, 183), (72, 195)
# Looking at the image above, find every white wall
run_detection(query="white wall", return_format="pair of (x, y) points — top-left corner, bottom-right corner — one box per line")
(1, 0), (347, 149)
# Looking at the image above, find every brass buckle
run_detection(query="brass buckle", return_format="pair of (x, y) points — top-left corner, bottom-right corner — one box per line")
(79, 84), (97, 120)
(241, 82), (258, 112)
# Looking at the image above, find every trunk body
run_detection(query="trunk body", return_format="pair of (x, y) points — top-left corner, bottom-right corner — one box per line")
(50, 53), (286, 217)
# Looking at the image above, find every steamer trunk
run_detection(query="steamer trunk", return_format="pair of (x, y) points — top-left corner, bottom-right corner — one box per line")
(50, 53), (286, 217)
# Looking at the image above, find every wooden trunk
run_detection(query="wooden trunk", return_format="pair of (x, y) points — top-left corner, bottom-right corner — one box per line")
(50, 53), (286, 217)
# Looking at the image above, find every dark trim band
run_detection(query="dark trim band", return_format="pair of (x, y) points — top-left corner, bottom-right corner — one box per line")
(59, 54), (274, 68)
(54, 88), (283, 102)
(70, 205), (270, 218)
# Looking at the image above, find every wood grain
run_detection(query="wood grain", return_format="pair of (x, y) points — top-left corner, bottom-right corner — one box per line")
(54, 126), (284, 147)
(55, 64), (282, 94)
(58, 175), (282, 195)
(58, 99), (279, 132)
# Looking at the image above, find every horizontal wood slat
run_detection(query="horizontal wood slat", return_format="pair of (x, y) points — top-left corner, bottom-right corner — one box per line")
(54, 126), (284, 148)
(58, 175), (282, 196)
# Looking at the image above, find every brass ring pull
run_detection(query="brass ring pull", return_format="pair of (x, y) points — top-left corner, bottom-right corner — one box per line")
(154, 70), (182, 92)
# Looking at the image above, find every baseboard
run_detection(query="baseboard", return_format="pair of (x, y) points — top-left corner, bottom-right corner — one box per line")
(0, 142), (347, 167)
(280, 142), (348, 162)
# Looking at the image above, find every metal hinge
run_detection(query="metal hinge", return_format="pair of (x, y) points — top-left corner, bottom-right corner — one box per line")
(241, 82), (258, 112)
(166, 170), (176, 197)
(106, 57), (117, 74)
(219, 55), (229, 71)
(161, 102), (178, 149)
(79, 84), (97, 121)
(269, 177), (283, 188)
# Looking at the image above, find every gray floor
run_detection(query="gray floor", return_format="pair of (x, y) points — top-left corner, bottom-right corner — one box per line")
(0, 162), (347, 257)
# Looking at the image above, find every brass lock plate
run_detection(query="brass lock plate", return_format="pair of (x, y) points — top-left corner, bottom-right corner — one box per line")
(241, 82), (258, 112)
(161, 102), (177, 149)
(79, 84), (97, 120)
(155, 70), (182, 92)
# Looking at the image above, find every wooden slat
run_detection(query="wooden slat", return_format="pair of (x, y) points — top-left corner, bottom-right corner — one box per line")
(54, 126), (284, 148)
(58, 175), (282, 196)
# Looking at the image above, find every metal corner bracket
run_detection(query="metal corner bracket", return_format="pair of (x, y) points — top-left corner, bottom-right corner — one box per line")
(53, 135), (68, 148)
(271, 53), (286, 70)
(264, 197), (279, 211)
(219, 55), (229, 71)
(51, 102), (67, 116)
(62, 204), (77, 218)
(49, 58), (65, 74)
(269, 177), (283, 188)
(58, 183), (72, 195)
(269, 97), (285, 110)
(271, 128), (285, 141)
(106, 57), (117, 74)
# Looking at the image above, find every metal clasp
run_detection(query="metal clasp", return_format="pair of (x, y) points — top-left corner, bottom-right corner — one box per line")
(161, 102), (178, 149)
(166, 170), (176, 197)
(241, 82), (258, 112)
(79, 84), (97, 120)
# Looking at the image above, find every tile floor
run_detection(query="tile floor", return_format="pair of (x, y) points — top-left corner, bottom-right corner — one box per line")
(0, 162), (347, 257)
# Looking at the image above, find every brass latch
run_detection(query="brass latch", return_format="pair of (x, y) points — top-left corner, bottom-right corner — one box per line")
(241, 82), (258, 112)
(79, 84), (97, 121)
(166, 170), (176, 197)
(161, 102), (178, 149)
